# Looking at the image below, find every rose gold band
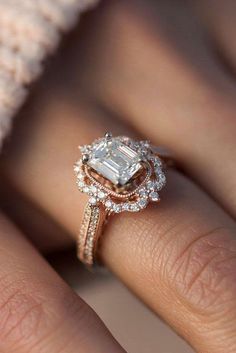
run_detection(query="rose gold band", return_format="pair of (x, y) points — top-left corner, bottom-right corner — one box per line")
(77, 148), (174, 268)
(77, 202), (108, 267)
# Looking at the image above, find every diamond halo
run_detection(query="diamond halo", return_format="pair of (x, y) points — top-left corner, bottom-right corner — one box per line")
(74, 133), (166, 214)
(75, 133), (171, 267)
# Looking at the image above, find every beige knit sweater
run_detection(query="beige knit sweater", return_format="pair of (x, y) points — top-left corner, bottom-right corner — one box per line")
(0, 0), (98, 150)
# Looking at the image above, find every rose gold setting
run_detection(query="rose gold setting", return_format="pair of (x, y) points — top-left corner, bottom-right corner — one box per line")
(74, 134), (171, 267)
(84, 161), (152, 199)
(78, 203), (106, 266)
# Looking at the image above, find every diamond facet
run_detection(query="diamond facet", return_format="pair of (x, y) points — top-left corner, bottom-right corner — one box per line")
(87, 138), (142, 185)
(89, 197), (97, 205)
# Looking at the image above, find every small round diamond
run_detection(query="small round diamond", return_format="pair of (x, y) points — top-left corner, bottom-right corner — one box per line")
(139, 188), (148, 198)
(130, 203), (140, 212)
(77, 173), (84, 180)
(83, 186), (90, 193)
(155, 166), (162, 175)
(159, 173), (166, 185)
(149, 191), (159, 202)
(90, 185), (97, 194)
(113, 204), (122, 213)
(98, 191), (106, 199)
(138, 198), (148, 208)
(74, 165), (81, 173)
(147, 180), (155, 190)
(154, 158), (162, 167)
(89, 197), (97, 205)
(80, 145), (90, 154)
(77, 181), (84, 188)
(155, 182), (163, 191)
(141, 140), (150, 148)
(105, 200), (112, 209)
(122, 203), (130, 211)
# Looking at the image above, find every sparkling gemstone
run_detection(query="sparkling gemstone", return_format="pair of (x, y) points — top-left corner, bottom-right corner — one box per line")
(79, 146), (90, 154)
(90, 185), (97, 193)
(159, 173), (166, 185)
(113, 204), (122, 213)
(77, 181), (84, 188)
(149, 191), (159, 202)
(74, 164), (80, 173)
(155, 182), (163, 191)
(122, 203), (130, 211)
(105, 200), (112, 208)
(87, 138), (142, 185)
(138, 198), (148, 208)
(97, 191), (106, 199)
(147, 180), (155, 190)
(83, 186), (90, 193)
(155, 166), (162, 175)
(89, 197), (97, 205)
(139, 188), (148, 198)
(130, 203), (140, 212)
(154, 158), (162, 167)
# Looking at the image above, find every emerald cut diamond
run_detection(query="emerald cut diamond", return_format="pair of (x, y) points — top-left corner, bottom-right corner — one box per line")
(87, 138), (142, 185)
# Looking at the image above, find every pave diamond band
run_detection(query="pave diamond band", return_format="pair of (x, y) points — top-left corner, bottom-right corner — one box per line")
(78, 203), (106, 266)
(74, 133), (173, 267)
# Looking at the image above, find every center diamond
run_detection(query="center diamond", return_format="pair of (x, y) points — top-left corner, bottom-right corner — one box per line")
(88, 138), (142, 185)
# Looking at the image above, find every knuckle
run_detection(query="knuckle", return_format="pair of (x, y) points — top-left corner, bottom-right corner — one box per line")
(126, 205), (236, 320)
(168, 226), (236, 315)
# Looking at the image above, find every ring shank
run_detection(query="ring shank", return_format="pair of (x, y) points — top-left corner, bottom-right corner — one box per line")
(77, 203), (107, 267)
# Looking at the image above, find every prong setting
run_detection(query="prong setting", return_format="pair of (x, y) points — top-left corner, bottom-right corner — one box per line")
(104, 132), (113, 140)
(82, 154), (89, 164)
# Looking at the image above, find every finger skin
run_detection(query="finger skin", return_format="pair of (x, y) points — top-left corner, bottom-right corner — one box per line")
(1, 2), (236, 351)
(0, 214), (125, 353)
(72, 0), (236, 218)
(101, 171), (236, 353)
(2, 94), (236, 352)
(194, 0), (236, 71)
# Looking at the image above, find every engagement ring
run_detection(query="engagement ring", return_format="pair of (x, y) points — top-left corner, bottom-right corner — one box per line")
(74, 133), (171, 267)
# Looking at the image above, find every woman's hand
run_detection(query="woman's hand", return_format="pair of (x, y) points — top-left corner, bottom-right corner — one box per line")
(1, 0), (236, 352)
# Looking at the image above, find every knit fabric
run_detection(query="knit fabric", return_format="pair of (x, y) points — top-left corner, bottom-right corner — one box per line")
(0, 0), (98, 149)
